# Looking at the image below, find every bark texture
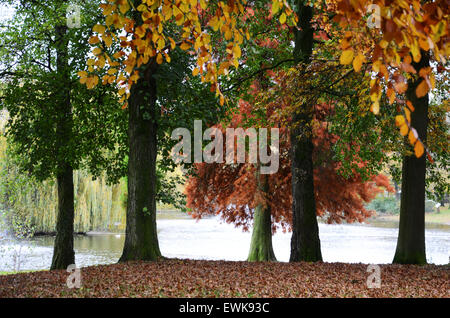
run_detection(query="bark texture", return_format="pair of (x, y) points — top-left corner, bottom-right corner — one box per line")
(51, 23), (75, 270)
(289, 2), (322, 262)
(393, 52), (429, 265)
(247, 172), (276, 262)
(119, 62), (162, 262)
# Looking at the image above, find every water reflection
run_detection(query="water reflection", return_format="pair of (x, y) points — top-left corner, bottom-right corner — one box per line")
(0, 214), (448, 272)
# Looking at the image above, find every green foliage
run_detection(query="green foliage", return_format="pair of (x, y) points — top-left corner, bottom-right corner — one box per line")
(425, 200), (436, 213)
(366, 195), (400, 215)
(0, 0), (127, 184)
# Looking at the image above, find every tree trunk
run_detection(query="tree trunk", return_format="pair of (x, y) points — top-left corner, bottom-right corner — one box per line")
(51, 23), (75, 270)
(289, 1), (322, 262)
(247, 172), (276, 262)
(119, 62), (162, 262)
(393, 52), (429, 265)
(51, 165), (75, 269)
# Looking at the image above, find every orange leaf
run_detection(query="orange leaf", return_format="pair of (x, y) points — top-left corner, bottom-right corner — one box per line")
(414, 141), (424, 157)
(415, 80), (429, 98)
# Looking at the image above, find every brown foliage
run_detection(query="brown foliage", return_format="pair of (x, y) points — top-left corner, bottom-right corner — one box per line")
(185, 97), (393, 232)
(0, 260), (448, 298)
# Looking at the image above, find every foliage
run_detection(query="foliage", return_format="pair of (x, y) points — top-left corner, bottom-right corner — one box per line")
(332, 0), (449, 157)
(185, 96), (394, 231)
(79, 0), (295, 106)
(366, 195), (399, 215)
(0, 0), (128, 184)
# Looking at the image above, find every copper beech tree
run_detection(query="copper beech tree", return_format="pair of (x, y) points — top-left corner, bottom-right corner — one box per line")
(185, 96), (393, 261)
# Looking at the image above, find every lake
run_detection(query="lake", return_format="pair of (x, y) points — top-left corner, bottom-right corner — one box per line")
(0, 212), (448, 272)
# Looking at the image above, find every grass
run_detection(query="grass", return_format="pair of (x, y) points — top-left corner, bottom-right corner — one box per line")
(0, 269), (44, 276)
(375, 206), (450, 225)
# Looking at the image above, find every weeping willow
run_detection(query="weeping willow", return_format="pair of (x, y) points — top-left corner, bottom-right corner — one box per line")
(0, 136), (127, 233)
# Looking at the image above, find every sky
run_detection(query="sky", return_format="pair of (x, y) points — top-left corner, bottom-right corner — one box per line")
(0, 5), (14, 22)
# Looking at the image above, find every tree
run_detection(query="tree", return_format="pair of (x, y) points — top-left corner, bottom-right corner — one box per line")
(185, 97), (393, 261)
(393, 52), (429, 264)
(0, 0), (127, 269)
(332, 0), (449, 264)
(80, 0), (238, 261)
(289, 1), (322, 262)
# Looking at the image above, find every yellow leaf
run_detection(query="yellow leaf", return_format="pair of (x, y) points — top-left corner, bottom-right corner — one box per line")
(92, 48), (102, 56)
(372, 60), (382, 73)
(339, 49), (354, 65)
(279, 13), (286, 24)
(135, 26), (146, 38)
(395, 115), (405, 127)
(101, 4), (113, 16)
(408, 129), (417, 144)
(162, 5), (172, 21)
(371, 101), (379, 115)
(272, 0), (280, 15)
(411, 40), (421, 63)
(232, 45), (241, 59)
(89, 36), (100, 44)
(107, 68), (117, 75)
(137, 4), (147, 12)
(119, 3), (130, 14)
(192, 67), (199, 76)
(156, 53), (163, 64)
(157, 37), (165, 50)
(352, 53), (365, 72)
(404, 107), (411, 123)
(93, 24), (106, 35)
(87, 58), (95, 66)
(399, 123), (409, 136)
(180, 42), (190, 50)
(103, 35), (113, 47)
(414, 141), (424, 157)
(209, 17), (220, 31)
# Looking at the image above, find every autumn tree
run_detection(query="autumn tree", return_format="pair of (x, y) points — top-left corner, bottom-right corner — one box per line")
(79, 0), (258, 261)
(332, 0), (449, 264)
(185, 94), (393, 261)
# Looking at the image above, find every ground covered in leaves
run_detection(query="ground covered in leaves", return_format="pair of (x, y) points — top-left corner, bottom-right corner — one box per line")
(0, 259), (448, 298)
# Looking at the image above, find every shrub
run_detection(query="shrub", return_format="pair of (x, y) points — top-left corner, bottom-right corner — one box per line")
(366, 195), (400, 215)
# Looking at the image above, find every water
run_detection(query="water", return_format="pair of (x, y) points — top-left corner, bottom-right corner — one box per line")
(0, 214), (448, 272)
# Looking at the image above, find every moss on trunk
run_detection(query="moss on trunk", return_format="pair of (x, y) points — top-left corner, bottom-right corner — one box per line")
(119, 63), (162, 262)
(247, 172), (276, 262)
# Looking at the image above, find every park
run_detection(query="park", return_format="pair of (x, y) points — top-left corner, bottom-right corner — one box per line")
(0, 0), (448, 300)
